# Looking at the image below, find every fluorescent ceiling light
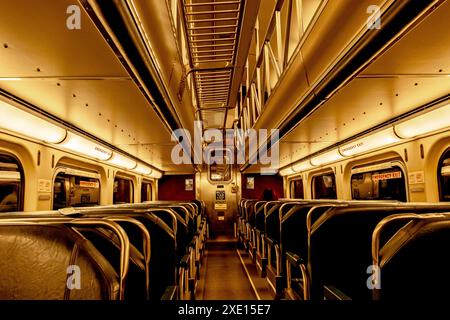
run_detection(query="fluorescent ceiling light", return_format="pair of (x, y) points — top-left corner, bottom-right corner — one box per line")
(150, 170), (163, 179)
(132, 163), (152, 175)
(59, 132), (112, 161)
(310, 148), (343, 166)
(394, 103), (450, 139)
(339, 127), (401, 157)
(107, 152), (137, 170)
(0, 100), (66, 143)
(279, 167), (295, 176)
(0, 171), (21, 181)
(292, 160), (314, 172)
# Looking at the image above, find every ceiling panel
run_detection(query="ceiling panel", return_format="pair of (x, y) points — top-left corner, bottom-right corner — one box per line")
(362, 0), (450, 75)
(0, 0), (127, 77)
(0, 79), (171, 142)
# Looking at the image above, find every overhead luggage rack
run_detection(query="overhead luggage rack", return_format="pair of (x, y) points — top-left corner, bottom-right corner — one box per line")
(181, 0), (243, 126)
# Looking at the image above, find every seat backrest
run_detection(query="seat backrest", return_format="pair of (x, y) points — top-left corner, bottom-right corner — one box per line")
(254, 201), (266, 213)
(0, 225), (119, 300)
(376, 217), (450, 300)
(281, 204), (334, 265)
(174, 204), (196, 237)
(244, 200), (257, 221)
(252, 203), (266, 229)
(309, 204), (450, 300)
(90, 209), (177, 300)
(75, 227), (146, 300)
(256, 202), (280, 233)
(187, 201), (201, 229)
(248, 201), (265, 227)
(265, 202), (298, 243)
(238, 199), (246, 217)
(132, 213), (177, 300)
(154, 208), (189, 262)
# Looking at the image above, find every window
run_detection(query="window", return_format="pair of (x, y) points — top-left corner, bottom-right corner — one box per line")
(312, 173), (337, 199)
(439, 149), (450, 202)
(290, 179), (304, 199)
(0, 154), (23, 212)
(207, 149), (232, 183)
(53, 169), (100, 210)
(141, 181), (152, 202)
(114, 177), (134, 204)
(351, 162), (407, 202)
(209, 163), (232, 183)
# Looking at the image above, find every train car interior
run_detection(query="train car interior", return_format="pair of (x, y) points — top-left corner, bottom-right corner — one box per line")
(0, 0), (449, 303)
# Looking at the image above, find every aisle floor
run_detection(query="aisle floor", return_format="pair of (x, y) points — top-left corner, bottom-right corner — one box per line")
(196, 237), (256, 300)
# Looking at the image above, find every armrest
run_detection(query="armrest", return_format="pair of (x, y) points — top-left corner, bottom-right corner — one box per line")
(161, 286), (178, 300)
(286, 251), (304, 268)
(180, 253), (190, 268)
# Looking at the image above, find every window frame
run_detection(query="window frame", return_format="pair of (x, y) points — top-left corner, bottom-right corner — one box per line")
(206, 148), (233, 185)
(349, 160), (409, 202)
(290, 178), (304, 199)
(113, 175), (134, 204)
(311, 171), (337, 200)
(141, 180), (153, 202)
(438, 148), (450, 202)
(52, 166), (101, 209)
(0, 151), (25, 212)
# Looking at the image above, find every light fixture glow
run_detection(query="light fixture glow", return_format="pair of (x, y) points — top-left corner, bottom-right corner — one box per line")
(107, 152), (137, 170)
(394, 103), (450, 138)
(310, 148), (343, 166)
(132, 163), (152, 175)
(59, 132), (112, 161)
(279, 167), (295, 176)
(339, 127), (401, 157)
(0, 100), (67, 143)
(292, 160), (314, 172)
(150, 170), (163, 179)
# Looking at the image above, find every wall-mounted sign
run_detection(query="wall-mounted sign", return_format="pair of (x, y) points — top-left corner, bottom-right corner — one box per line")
(372, 171), (402, 181)
(410, 186), (425, 193)
(38, 179), (52, 193)
(216, 190), (225, 201)
(79, 181), (100, 189)
(214, 203), (227, 210)
(185, 178), (194, 191)
(246, 177), (254, 189)
(408, 171), (425, 185)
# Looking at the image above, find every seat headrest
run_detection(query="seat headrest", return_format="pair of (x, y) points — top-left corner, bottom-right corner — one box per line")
(0, 225), (119, 300)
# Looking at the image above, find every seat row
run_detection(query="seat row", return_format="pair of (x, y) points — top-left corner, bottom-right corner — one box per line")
(237, 198), (450, 300)
(0, 200), (207, 300)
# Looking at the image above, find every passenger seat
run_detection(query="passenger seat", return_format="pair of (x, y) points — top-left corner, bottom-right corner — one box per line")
(0, 224), (120, 299)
